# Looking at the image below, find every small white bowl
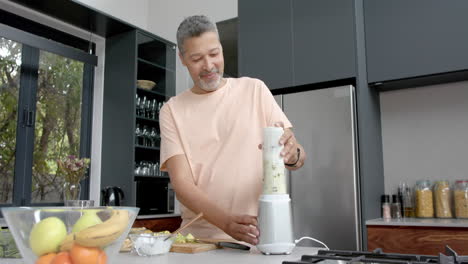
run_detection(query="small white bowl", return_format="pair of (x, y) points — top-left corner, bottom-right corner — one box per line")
(129, 233), (174, 256)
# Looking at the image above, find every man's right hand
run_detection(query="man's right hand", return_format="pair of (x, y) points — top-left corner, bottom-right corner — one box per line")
(223, 214), (259, 245)
(166, 155), (260, 245)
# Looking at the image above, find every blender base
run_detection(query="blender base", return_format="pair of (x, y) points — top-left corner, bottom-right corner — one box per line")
(257, 243), (296, 255)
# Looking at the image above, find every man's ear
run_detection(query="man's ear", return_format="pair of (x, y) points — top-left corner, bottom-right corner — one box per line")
(178, 52), (186, 66)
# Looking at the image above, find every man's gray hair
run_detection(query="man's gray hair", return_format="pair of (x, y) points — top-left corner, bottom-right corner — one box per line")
(177, 15), (219, 54)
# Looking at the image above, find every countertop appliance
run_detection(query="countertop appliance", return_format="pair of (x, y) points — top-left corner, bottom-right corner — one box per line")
(275, 85), (361, 250)
(136, 178), (175, 215)
(257, 127), (295, 255)
(101, 186), (125, 206)
(282, 246), (468, 264)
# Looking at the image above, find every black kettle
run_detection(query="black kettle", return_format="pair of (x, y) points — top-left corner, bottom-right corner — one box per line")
(101, 186), (125, 206)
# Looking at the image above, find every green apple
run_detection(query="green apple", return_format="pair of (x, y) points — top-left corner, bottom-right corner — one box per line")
(29, 217), (67, 256)
(72, 211), (103, 233)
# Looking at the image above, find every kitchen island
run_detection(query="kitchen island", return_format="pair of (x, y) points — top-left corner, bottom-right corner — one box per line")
(0, 246), (321, 264)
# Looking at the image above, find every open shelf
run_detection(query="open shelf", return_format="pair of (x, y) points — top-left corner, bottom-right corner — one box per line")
(136, 88), (167, 98)
(137, 32), (176, 71)
(138, 58), (174, 72)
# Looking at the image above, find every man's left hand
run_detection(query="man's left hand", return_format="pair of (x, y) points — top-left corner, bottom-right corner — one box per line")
(274, 122), (305, 169)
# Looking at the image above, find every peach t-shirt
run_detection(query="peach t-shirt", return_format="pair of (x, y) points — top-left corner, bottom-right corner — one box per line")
(159, 77), (292, 239)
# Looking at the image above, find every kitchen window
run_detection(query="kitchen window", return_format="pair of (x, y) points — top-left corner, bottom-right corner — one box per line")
(0, 23), (96, 208)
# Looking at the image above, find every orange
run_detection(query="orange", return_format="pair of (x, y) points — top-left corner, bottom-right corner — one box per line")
(51, 252), (72, 264)
(98, 250), (107, 264)
(35, 253), (57, 264)
(70, 243), (107, 264)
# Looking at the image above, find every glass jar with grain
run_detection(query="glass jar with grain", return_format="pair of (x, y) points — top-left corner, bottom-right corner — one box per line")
(434, 180), (452, 218)
(454, 180), (468, 218)
(415, 180), (434, 218)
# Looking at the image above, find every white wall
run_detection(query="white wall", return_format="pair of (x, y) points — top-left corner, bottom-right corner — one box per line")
(76, 0), (237, 95)
(147, 0), (238, 95)
(380, 81), (468, 195)
(74, 0), (150, 30)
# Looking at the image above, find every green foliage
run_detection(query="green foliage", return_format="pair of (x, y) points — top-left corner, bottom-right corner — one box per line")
(0, 229), (21, 258)
(0, 37), (87, 203)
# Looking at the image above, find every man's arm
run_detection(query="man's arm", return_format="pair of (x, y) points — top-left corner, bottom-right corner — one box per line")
(166, 154), (259, 244)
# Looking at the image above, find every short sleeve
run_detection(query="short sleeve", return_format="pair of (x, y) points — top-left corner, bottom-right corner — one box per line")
(259, 80), (293, 129)
(159, 103), (185, 171)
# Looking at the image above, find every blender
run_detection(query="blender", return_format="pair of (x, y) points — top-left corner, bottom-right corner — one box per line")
(256, 127), (295, 255)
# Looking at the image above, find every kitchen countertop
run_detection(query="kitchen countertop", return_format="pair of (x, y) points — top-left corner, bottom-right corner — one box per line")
(136, 213), (181, 219)
(0, 246), (321, 264)
(366, 218), (468, 227)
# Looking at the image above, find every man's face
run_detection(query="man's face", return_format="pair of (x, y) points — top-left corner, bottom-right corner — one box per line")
(179, 31), (225, 92)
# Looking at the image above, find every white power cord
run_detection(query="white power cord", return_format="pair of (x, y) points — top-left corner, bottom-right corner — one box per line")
(295, 237), (329, 250)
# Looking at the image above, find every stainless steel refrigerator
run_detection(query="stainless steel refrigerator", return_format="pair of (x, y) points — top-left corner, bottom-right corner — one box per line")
(274, 85), (361, 250)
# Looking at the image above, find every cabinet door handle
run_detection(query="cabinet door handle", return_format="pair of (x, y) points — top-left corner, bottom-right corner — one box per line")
(23, 107), (34, 127)
(27, 110), (34, 127)
(23, 108), (35, 127)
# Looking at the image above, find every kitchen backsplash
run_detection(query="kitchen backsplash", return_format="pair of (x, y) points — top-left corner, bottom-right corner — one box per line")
(380, 80), (468, 194)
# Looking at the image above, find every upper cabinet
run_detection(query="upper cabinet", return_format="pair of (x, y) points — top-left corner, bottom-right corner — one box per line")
(364, 0), (468, 84)
(291, 0), (356, 87)
(238, 0), (293, 90)
(238, 0), (356, 90)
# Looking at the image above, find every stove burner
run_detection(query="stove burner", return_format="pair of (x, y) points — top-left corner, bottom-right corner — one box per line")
(283, 246), (468, 264)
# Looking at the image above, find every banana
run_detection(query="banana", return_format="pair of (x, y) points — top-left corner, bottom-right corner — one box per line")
(74, 209), (130, 248)
(60, 233), (75, 251)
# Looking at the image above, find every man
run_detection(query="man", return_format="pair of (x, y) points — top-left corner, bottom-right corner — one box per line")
(159, 15), (306, 245)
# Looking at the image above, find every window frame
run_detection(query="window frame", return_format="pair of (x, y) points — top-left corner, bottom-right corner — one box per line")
(1, 22), (96, 208)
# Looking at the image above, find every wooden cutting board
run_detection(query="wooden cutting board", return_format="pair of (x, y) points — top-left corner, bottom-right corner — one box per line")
(170, 242), (218, 253)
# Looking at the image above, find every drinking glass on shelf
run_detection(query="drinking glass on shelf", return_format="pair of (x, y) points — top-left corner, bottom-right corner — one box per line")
(149, 128), (157, 147)
(151, 100), (158, 119)
(139, 96), (147, 118)
(142, 125), (149, 147)
(136, 95), (141, 116)
(153, 162), (159, 176)
(135, 124), (142, 145)
(141, 161), (149, 176)
(134, 162), (141, 176)
(145, 100), (151, 118)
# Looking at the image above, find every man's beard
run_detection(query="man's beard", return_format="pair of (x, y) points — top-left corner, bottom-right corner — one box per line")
(197, 68), (222, 92)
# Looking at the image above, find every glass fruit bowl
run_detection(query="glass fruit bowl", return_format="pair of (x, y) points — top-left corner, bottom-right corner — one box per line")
(1, 206), (139, 264)
(129, 233), (175, 256)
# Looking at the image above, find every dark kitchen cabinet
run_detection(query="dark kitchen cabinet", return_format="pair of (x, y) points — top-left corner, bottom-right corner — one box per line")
(101, 29), (175, 207)
(238, 0), (293, 90)
(364, 0), (468, 84)
(239, 0), (356, 90)
(291, 0), (356, 86)
(133, 216), (182, 232)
